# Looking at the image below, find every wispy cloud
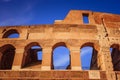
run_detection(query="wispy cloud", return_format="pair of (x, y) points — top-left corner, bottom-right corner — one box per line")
(0, 1), (37, 26)
(54, 55), (69, 66)
(53, 47), (93, 69)
(0, 12), (34, 26)
(80, 47), (93, 69)
(53, 46), (70, 69)
(80, 47), (93, 57)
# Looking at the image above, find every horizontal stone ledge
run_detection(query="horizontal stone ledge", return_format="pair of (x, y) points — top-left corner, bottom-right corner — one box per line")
(0, 70), (107, 79)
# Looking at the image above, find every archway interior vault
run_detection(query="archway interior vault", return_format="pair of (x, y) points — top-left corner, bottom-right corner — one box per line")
(22, 43), (42, 69)
(110, 44), (120, 71)
(0, 44), (15, 70)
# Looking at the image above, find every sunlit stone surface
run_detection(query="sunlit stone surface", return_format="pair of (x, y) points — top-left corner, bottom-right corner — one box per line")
(0, 10), (120, 80)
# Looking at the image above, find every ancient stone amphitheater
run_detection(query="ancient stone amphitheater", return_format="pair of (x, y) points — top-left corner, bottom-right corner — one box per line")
(0, 10), (120, 80)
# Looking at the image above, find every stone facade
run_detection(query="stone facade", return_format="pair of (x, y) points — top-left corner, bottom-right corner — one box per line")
(0, 10), (120, 80)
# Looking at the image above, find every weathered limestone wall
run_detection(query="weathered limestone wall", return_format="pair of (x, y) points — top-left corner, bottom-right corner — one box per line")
(0, 24), (98, 71)
(0, 10), (119, 80)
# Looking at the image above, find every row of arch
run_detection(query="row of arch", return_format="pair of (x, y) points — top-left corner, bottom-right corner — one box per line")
(0, 42), (119, 71)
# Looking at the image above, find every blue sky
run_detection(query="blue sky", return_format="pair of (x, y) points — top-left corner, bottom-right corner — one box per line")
(0, 0), (120, 26)
(1, 0), (119, 70)
(53, 46), (70, 69)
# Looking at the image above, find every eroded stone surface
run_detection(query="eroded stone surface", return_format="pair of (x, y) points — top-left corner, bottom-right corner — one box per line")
(0, 10), (119, 80)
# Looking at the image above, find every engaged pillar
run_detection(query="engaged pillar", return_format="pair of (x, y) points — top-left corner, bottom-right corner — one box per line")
(70, 47), (82, 70)
(12, 49), (24, 70)
(41, 47), (52, 70)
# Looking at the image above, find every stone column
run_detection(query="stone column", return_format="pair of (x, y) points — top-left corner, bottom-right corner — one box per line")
(12, 49), (24, 70)
(96, 22), (116, 80)
(41, 47), (52, 70)
(97, 46), (116, 80)
(70, 47), (82, 70)
(98, 46), (113, 71)
(20, 29), (28, 39)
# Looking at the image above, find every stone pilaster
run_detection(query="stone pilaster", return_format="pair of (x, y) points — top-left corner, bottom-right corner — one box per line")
(12, 49), (24, 70)
(98, 46), (113, 71)
(41, 48), (52, 70)
(70, 47), (82, 70)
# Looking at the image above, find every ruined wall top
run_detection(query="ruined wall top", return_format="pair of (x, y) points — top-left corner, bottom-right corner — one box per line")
(0, 10), (119, 28)
(55, 10), (120, 28)
(0, 10), (119, 40)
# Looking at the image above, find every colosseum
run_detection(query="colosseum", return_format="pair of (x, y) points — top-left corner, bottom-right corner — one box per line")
(0, 10), (120, 80)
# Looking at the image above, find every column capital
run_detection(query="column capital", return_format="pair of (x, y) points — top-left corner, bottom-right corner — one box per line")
(15, 49), (24, 53)
(68, 47), (80, 51)
(42, 47), (52, 53)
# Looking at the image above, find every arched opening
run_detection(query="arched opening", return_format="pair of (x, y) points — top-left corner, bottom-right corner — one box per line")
(110, 44), (120, 71)
(3, 29), (19, 38)
(22, 42), (42, 69)
(52, 42), (71, 70)
(0, 44), (15, 70)
(80, 43), (99, 70)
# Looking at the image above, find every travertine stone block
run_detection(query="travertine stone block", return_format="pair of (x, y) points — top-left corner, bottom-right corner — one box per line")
(0, 10), (119, 80)
(89, 71), (100, 79)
